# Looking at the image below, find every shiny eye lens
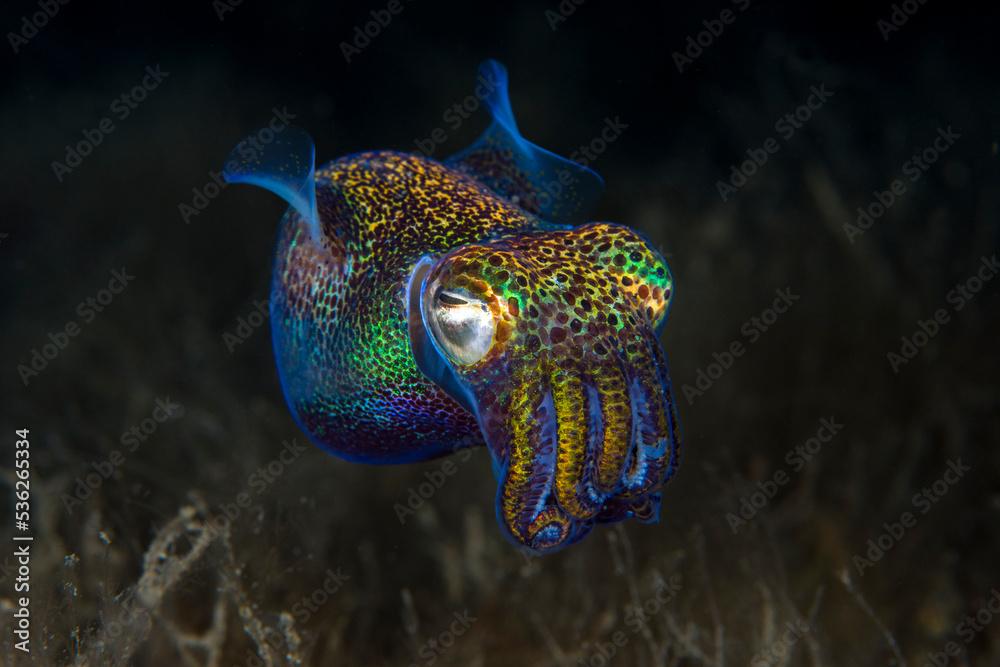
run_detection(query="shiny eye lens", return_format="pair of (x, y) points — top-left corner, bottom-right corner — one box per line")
(437, 290), (469, 306)
(423, 285), (496, 366)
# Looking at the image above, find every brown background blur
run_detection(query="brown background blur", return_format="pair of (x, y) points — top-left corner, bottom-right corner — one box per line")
(1, 1), (998, 665)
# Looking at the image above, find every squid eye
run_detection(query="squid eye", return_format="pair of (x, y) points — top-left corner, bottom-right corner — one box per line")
(423, 285), (496, 366)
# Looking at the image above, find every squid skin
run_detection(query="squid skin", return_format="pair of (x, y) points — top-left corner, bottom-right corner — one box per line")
(225, 60), (681, 554)
(418, 225), (679, 551)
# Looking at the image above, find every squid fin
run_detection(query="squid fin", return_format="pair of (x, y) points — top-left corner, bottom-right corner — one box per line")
(223, 126), (321, 243)
(446, 59), (604, 225)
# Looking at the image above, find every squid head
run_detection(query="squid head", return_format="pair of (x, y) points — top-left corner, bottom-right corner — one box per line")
(409, 224), (679, 553)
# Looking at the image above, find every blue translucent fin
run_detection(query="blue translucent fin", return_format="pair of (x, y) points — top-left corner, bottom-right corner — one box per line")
(223, 126), (320, 243)
(446, 60), (604, 225)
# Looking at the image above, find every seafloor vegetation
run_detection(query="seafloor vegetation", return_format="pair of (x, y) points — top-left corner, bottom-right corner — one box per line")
(1, 7), (997, 665)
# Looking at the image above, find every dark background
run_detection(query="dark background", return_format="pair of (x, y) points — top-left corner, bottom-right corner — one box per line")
(1, 1), (998, 665)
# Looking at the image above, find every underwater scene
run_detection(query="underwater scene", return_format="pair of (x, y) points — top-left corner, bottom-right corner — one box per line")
(1, 1), (998, 665)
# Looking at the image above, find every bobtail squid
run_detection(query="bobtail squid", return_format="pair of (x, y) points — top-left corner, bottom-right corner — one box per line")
(223, 60), (681, 554)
